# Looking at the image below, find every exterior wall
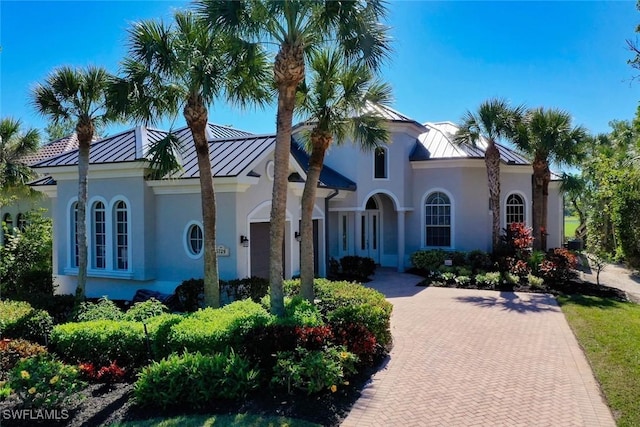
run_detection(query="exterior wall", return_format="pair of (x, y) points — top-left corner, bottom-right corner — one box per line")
(547, 182), (564, 249)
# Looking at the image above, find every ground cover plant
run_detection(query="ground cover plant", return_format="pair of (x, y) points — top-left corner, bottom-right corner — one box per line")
(558, 295), (640, 426)
(0, 278), (392, 426)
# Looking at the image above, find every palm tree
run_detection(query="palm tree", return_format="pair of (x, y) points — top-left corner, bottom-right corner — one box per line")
(108, 11), (271, 308)
(0, 117), (40, 196)
(453, 98), (524, 253)
(32, 66), (115, 301)
(296, 49), (391, 301)
(514, 108), (588, 250)
(196, 0), (391, 316)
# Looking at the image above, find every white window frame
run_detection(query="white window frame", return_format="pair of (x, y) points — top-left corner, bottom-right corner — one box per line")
(421, 188), (455, 249)
(113, 199), (131, 271)
(504, 191), (528, 228)
(67, 198), (79, 270)
(92, 200), (107, 270)
(184, 220), (204, 260)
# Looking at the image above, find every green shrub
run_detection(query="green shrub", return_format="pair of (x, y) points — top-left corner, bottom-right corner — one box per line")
(24, 294), (76, 325)
(0, 211), (54, 299)
(485, 272), (501, 286)
(467, 250), (493, 272)
(173, 278), (204, 312)
(474, 273), (489, 288)
(411, 249), (447, 272)
(0, 383), (11, 400)
(134, 351), (259, 408)
(279, 297), (323, 327)
(457, 267), (472, 277)
(454, 275), (471, 286)
(165, 300), (272, 355)
(527, 274), (545, 290)
(51, 320), (148, 369)
(503, 272), (520, 286)
(0, 339), (48, 381)
(528, 250), (546, 275)
(328, 304), (391, 347)
(8, 354), (84, 408)
(222, 277), (270, 303)
(144, 313), (185, 359)
(271, 346), (357, 395)
(441, 272), (456, 282)
(0, 300), (53, 344)
(339, 256), (376, 280)
(123, 298), (168, 322)
(73, 297), (123, 322)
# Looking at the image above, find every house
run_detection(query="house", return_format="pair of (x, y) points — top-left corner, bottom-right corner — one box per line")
(19, 106), (563, 299)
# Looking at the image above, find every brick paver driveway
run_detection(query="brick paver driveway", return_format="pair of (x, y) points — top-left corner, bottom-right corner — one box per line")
(342, 270), (615, 427)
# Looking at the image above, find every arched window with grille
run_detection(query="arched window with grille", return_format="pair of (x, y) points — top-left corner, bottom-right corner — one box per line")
(505, 193), (525, 226)
(16, 213), (27, 232)
(424, 191), (452, 247)
(114, 200), (129, 270)
(92, 201), (106, 269)
(70, 202), (79, 268)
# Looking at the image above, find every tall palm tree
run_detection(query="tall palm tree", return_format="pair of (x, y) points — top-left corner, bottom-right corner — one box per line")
(108, 11), (271, 308)
(0, 117), (40, 196)
(514, 108), (588, 250)
(32, 66), (115, 301)
(453, 98), (524, 253)
(296, 49), (391, 301)
(196, 0), (391, 316)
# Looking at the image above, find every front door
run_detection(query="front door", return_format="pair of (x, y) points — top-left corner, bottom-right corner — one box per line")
(360, 210), (380, 264)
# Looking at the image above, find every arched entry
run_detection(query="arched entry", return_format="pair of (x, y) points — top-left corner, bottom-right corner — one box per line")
(360, 196), (381, 263)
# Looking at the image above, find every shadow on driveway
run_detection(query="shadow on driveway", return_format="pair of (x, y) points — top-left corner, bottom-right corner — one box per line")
(454, 291), (560, 314)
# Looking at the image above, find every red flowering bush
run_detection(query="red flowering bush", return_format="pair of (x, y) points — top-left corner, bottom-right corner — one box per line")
(78, 361), (127, 383)
(508, 258), (531, 276)
(331, 323), (377, 365)
(539, 248), (578, 284)
(295, 326), (334, 350)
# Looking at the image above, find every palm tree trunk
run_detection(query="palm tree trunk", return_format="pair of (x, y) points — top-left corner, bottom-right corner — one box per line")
(75, 118), (94, 303)
(541, 163), (551, 250)
(270, 41), (305, 316)
(185, 95), (220, 308)
(485, 142), (501, 253)
(75, 140), (89, 302)
(300, 131), (331, 302)
(531, 156), (546, 251)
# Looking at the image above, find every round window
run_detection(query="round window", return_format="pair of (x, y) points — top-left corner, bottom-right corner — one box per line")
(184, 222), (203, 258)
(266, 160), (275, 181)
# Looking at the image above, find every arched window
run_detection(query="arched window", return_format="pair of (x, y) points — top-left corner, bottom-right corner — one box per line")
(185, 222), (204, 258)
(505, 194), (525, 226)
(16, 213), (27, 232)
(425, 191), (451, 247)
(114, 200), (129, 270)
(374, 147), (388, 179)
(93, 201), (106, 269)
(70, 202), (79, 268)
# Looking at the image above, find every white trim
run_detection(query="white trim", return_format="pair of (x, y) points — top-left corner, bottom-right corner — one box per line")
(360, 189), (400, 211)
(421, 188), (455, 250)
(147, 178), (256, 194)
(89, 197), (109, 270)
(373, 146), (389, 180)
(266, 160), (275, 181)
(183, 220), (204, 260)
(66, 197), (79, 269)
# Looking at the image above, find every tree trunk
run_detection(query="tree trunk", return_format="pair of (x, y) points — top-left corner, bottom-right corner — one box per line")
(300, 131), (331, 302)
(541, 162), (551, 250)
(184, 94), (219, 308)
(75, 118), (94, 303)
(269, 41), (305, 316)
(531, 155), (547, 251)
(485, 142), (501, 253)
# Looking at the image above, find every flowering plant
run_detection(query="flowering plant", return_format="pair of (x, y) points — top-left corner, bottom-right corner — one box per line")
(8, 355), (84, 408)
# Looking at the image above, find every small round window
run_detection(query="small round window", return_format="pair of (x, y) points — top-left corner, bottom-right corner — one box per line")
(184, 222), (203, 258)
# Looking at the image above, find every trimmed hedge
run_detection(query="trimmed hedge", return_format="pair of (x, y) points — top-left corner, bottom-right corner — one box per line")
(134, 351), (259, 408)
(50, 320), (148, 369)
(0, 300), (53, 344)
(165, 300), (272, 355)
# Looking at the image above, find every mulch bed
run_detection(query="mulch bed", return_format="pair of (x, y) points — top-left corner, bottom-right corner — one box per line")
(0, 354), (388, 427)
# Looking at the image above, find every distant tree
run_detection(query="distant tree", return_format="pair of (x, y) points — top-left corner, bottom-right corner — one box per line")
(0, 117), (40, 198)
(32, 66), (117, 302)
(44, 120), (75, 141)
(296, 49), (391, 301)
(454, 98), (524, 253)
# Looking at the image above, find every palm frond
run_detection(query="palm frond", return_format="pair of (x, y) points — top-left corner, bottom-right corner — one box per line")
(146, 132), (183, 179)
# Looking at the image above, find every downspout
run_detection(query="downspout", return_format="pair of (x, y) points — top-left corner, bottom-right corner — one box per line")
(324, 189), (339, 277)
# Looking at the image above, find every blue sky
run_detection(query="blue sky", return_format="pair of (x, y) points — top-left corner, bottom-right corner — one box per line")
(1, 1), (639, 139)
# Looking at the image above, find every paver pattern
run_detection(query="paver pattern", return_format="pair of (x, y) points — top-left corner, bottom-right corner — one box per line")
(342, 270), (615, 427)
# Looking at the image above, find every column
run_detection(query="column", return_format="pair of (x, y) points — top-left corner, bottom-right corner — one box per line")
(397, 210), (405, 272)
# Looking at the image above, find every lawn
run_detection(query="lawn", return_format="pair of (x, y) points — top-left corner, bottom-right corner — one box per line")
(558, 295), (640, 427)
(565, 215), (580, 239)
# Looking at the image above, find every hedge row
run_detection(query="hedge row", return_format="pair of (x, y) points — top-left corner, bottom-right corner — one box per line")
(0, 300), (53, 344)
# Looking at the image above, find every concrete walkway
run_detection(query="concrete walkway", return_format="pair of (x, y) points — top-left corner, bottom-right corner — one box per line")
(342, 269), (615, 427)
(579, 261), (640, 303)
